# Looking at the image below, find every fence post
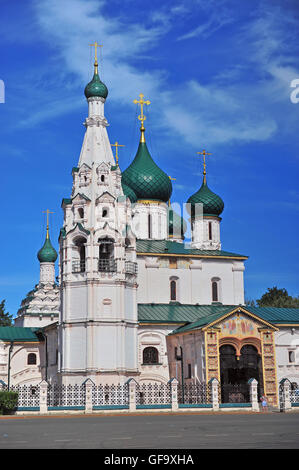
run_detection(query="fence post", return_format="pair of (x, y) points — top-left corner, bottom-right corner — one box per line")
(126, 378), (137, 412)
(280, 378), (292, 412)
(209, 378), (219, 411)
(39, 380), (48, 414)
(168, 378), (179, 411)
(84, 378), (94, 413)
(248, 378), (259, 411)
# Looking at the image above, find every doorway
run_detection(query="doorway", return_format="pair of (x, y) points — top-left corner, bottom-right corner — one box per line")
(220, 344), (263, 403)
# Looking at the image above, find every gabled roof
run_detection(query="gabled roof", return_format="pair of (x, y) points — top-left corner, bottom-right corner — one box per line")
(0, 327), (42, 342)
(136, 239), (247, 260)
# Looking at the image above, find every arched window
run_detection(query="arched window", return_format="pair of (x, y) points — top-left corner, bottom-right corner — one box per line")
(212, 281), (218, 302)
(27, 353), (37, 365)
(143, 347), (159, 364)
(148, 214), (152, 239)
(170, 280), (177, 301)
(72, 237), (86, 273)
(98, 237), (116, 272)
(102, 208), (108, 218)
(78, 208), (84, 219)
(101, 175), (105, 183)
(211, 278), (221, 302)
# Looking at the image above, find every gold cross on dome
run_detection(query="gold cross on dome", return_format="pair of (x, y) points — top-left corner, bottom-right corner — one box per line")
(89, 41), (103, 65)
(42, 209), (54, 239)
(133, 93), (151, 125)
(197, 149), (212, 182)
(111, 141), (125, 165)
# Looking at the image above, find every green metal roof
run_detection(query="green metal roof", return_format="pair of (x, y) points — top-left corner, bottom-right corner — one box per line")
(0, 327), (42, 342)
(84, 70), (108, 99)
(37, 236), (58, 263)
(137, 304), (299, 331)
(121, 141), (172, 203)
(187, 178), (224, 217)
(122, 182), (137, 203)
(136, 239), (247, 259)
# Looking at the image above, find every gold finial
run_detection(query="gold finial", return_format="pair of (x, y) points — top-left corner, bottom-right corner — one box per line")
(111, 141), (125, 165)
(89, 41), (103, 74)
(42, 209), (54, 240)
(133, 93), (151, 142)
(168, 176), (176, 206)
(197, 149), (212, 183)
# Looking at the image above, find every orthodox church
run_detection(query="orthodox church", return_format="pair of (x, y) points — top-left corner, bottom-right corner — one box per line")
(1, 50), (299, 408)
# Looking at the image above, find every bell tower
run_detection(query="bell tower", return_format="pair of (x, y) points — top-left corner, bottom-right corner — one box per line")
(58, 45), (139, 385)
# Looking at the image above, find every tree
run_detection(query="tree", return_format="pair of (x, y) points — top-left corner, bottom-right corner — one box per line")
(256, 287), (299, 308)
(0, 300), (13, 327)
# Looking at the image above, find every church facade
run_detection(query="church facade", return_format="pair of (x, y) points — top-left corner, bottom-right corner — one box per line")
(2, 55), (299, 408)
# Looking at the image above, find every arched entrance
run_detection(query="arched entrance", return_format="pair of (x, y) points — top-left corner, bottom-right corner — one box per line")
(220, 344), (263, 403)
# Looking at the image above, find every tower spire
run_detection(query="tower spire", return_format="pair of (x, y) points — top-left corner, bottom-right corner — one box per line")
(133, 93), (151, 143)
(197, 149), (212, 184)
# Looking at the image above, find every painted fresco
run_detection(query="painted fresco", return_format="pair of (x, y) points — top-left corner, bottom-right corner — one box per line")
(219, 314), (260, 339)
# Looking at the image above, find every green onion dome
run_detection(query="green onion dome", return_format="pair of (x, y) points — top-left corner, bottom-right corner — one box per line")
(37, 236), (58, 263)
(187, 179), (224, 217)
(121, 181), (137, 203)
(121, 141), (172, 203)
(168, 206), (187, 239)
(84, 69), (108, 100)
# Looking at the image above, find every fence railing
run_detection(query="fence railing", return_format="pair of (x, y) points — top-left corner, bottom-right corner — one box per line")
(0, 377), (281, 414)
(178, 382), (210, 404)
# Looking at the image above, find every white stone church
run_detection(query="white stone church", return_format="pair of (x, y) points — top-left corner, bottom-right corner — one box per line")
(1, 56), (299, 407)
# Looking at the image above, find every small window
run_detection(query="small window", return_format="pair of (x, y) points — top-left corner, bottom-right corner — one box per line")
(78, 208), (84, 219)
(208, 222), (212, 240)
(212, 281), (218, 302)
(170, 280), (177, 301)
(143, 347), (159, 364)
(28, 353), (37, 365)
(102, 208), (108, 218)
(187, 364), (192, 379)
(101, 175), (105, 182)
(289, 351), (295, 363)
(148, 214), (152, 239)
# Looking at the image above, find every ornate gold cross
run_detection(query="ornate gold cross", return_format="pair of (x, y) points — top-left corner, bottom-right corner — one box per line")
(133, 93), (151, 126)
(89, 41), (103, 73)
(197, 149), (212, 182)
(42, 209), (54, 239)
(111, 141), (125, 165)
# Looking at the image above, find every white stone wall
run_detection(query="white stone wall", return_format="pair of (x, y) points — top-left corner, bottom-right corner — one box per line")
(136, 256), (245, 305)
(275, 327), (299, 385)
(132, 202), (168, 240)
(0, 341), (43, 386)
(138, 325), (175, 384)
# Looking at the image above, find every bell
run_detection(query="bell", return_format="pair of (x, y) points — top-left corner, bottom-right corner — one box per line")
(101, 244), (108, 254)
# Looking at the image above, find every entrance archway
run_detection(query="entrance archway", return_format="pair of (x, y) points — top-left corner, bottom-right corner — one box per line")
(220, 344), (263, 403)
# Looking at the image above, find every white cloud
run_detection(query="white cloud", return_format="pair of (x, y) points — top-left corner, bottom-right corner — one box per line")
(10, 0), (299, 147)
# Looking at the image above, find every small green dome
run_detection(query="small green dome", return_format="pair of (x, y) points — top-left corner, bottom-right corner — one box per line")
(84, 72), (108, 99)
(121, 182), (137, 203)
(121, 141), (172, 203)
(37, 237), (58, 263)
(168, 206), (187, 239)
(187, 179), (224, 217)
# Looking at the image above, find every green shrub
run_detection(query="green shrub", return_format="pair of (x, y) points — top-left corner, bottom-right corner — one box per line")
(0, 391), (18, 414)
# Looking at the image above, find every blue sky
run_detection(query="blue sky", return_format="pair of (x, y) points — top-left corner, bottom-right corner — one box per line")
(0, 0), (299, 317)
